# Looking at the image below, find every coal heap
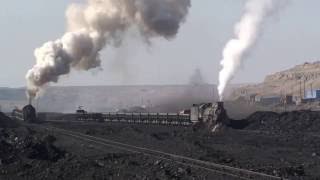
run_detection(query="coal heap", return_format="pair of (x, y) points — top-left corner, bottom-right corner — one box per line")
(245, 110), (320, 133)
(0, 129), (65, 164)
(0, 112), (19, 128)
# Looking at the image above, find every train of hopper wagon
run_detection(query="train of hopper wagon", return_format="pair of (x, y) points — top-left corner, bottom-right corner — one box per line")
(11, 102), (229, 131)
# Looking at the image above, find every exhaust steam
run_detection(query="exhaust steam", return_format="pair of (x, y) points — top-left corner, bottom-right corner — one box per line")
(217, 0), (288, 100)
(26, 0), (191, 100)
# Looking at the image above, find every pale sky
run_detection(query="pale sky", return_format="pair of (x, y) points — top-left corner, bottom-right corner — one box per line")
(0, 0), (319, 87)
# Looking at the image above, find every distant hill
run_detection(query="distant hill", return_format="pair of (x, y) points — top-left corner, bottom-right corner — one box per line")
(231, 61), (320, 99)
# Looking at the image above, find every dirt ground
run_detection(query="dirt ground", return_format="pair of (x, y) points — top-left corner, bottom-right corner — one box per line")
(0, 116), (236, 179)
(1, 110), (320, 179)
(47, 110), (320, 180)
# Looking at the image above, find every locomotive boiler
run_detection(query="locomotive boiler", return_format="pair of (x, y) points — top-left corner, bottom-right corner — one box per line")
(12, 104), (37, 123)
(191, 102), (229, 132)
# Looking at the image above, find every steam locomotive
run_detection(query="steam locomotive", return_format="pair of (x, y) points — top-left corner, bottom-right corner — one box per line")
(11, 102), (230, 132)
(191, 101), (229, 132)
(12, 104), (37, 123)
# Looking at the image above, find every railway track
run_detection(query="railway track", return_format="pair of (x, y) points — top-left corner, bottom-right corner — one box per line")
(26, 123), (285, 180)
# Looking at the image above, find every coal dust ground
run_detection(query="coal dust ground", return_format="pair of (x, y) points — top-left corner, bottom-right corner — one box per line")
(1, 111), (320, 180)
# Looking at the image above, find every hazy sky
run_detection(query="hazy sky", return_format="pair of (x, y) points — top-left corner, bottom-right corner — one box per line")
(0, 0), (319, 87)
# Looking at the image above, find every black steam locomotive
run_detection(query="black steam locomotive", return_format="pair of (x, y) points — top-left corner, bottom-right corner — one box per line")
(12, 104), (37, 123)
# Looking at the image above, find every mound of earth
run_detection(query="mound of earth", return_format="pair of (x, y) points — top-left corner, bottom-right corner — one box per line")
(231, 61), (320, 100)
(0, 112), (20, 128)
(0, 126), (220, 180)
(0, 128), (65, 165)
(245, 110), (320, 133)
(2, 109), (320, 179)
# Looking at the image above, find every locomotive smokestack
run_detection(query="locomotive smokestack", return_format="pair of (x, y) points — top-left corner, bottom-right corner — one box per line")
(28, 98), (32, 105)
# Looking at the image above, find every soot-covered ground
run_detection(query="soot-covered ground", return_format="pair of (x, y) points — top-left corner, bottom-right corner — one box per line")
(1, 110), (320, 179)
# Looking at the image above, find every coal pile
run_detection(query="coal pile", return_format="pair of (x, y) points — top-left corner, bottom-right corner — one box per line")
(46, 111), (320, 180)
(245, 110), (320, 133)
(0, 112), (19, 128)
(0, 127), (66, 179)
(50, 154), (212, 180)
(25, 135), (65, 162)
(0, 133), (220, 179)
(2, 109), (320, 179)
(0, 126), (224, 179)
(0, 128), (65, 162)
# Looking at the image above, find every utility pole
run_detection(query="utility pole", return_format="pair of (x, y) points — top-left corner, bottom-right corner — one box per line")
(284, 96), (287, 112)
(303, 78), (306, 99)
(299, 80), (302, 99)
(212, 87), (215, 101)
(311, 83), (313, 97)
(36, 98), (39, 111)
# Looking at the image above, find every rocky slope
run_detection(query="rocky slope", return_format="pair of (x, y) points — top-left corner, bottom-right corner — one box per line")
(232, 61), (320, 99)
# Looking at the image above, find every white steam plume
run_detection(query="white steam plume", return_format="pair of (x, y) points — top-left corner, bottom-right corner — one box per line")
(26, 0), (191, 99)
(217, 0), (287, 100)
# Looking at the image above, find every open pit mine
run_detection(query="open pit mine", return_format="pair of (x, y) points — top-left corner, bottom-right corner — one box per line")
(1, 0), (319, 179)
(1, 98), (319, 180)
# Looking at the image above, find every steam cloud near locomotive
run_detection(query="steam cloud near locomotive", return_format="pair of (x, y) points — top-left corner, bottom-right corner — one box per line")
(2, 0), (319, 179)
(25, 0), (289, 103)
(218, 0), (288, 100)
(26, 0), (191, 100)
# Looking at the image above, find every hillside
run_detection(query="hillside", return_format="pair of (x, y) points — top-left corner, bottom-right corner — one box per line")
(231, 61), (320, 99)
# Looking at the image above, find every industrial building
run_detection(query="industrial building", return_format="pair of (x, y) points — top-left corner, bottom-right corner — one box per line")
(301, 89), (320, 103)
(304, 89), (320, 99)
(247, 94), (294, 106)
(259, 95), (282, 105)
